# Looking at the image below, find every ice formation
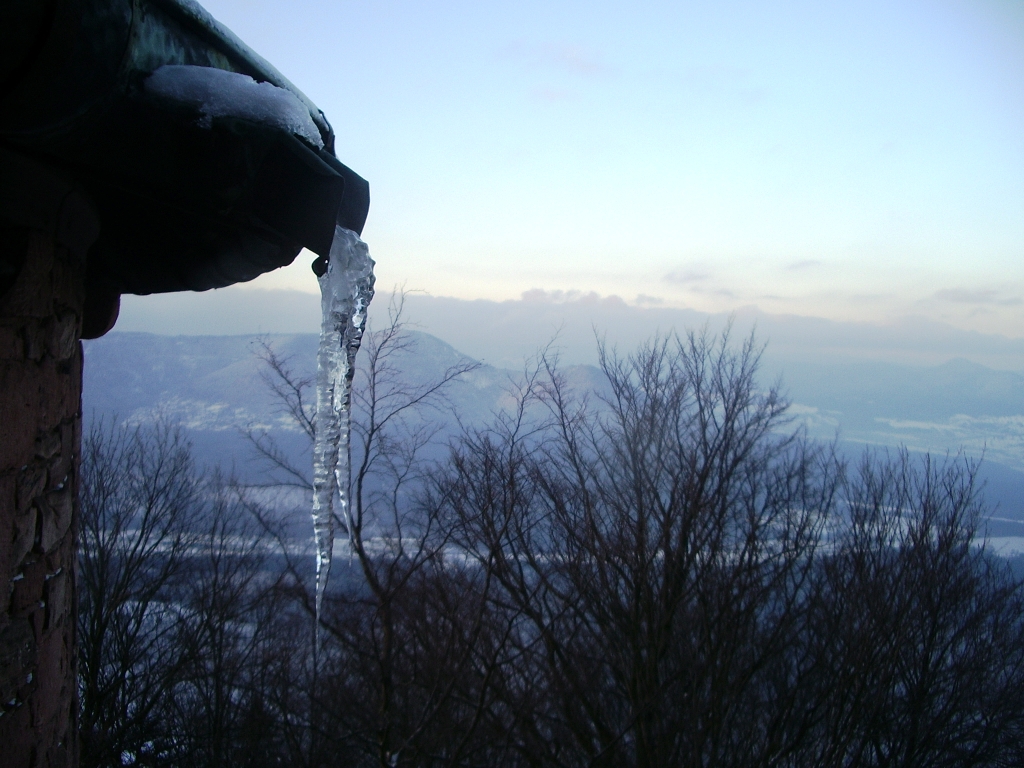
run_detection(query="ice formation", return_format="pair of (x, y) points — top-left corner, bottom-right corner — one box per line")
(144, 64), (324, 148)
(312, 226), (375, 644)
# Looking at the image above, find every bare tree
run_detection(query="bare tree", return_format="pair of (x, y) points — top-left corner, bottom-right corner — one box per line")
(802, 450), (1024, 768)
(78, 420), (202, 766)
(79, 422), (300, 768)
(79, 320), (1024, 768)
(249, 291), (502, 766)
(432, 329), (837, 765)
(430, 328), (1024, 768)
(169, 475), (291, 768)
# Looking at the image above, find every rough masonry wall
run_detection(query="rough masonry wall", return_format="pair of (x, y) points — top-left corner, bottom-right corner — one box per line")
(0, 227), (85, 768)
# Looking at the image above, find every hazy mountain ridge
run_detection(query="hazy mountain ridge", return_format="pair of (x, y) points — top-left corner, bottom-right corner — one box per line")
(83, 329), (1024, 522)
(118, 290), (1024, 371)
(83, 331), (533, 470)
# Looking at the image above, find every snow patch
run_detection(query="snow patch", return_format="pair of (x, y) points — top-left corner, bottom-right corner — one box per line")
(145, 64), (324, 148)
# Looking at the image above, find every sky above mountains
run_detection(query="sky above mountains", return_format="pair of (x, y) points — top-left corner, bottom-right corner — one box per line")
(191, 0), (1024, 337)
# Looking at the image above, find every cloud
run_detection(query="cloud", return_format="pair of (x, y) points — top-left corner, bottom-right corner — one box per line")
(934, 289), (1022, 306)
(634, 294), (664, 306)
(520, 288), (627, 308)
(664, 270), (738, 299)
(935, 288), (999, 304)
(688, 285), (737, 298)
(665, 269), (711, 284)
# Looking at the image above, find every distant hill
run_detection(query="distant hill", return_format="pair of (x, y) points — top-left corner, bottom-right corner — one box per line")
(83, 331), (548, 479)
(765, 356), (1024, 470)
(83, 329), (1024, 527)
(117, 289), (1024, 371)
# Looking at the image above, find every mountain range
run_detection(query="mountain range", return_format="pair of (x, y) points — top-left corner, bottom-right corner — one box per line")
(83, 327), (1024, 538)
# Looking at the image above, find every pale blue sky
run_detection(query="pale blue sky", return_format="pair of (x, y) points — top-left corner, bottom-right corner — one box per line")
(199, 0), (1024, 336)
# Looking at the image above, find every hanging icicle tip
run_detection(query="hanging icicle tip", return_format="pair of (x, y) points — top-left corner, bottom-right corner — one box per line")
(310, 225), (375, 649)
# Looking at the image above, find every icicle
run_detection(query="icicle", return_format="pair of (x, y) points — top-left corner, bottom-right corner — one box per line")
(312, 226), (375, 649)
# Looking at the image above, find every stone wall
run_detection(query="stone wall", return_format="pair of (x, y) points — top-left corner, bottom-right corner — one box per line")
(0, 229), (84, 767)
(1, 153), (97, 768)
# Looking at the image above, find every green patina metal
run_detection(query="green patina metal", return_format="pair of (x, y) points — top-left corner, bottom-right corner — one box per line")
(1, 0), (368, 298)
